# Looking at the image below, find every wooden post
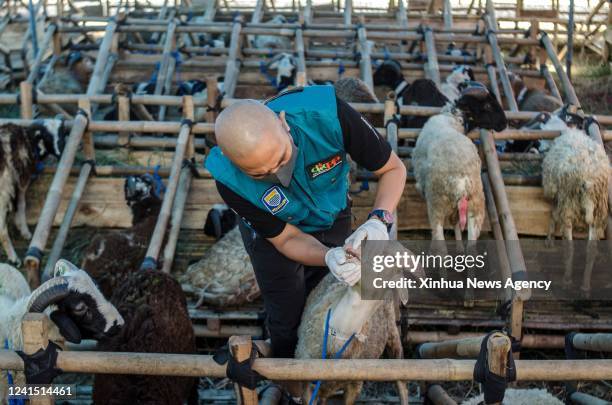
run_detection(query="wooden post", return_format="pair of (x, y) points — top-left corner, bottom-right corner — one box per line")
(161, 96), (194, 273)
(485, 48), (502, 104)
(248, 0), (265, 46)
(21, 313), (53, 405)
(423, 26), (441, 86)
(228, 336), (258, 405)
(485, 0), (497, 30)
(20, 81), (33, 119)
(540, 64), (562, 102)
(204, 0), (217, 22)
(485, 333), (511, 405)
(295, 27), (307, 86)
(26, 23), (56, 84)
(480, 130), (530, 342)
(153, 21), (177, 118)
(141, 121), (193, 270)
(24, 113), (89, 288)
(158, 56), (176, 121)
(484, 15), (519, 112)
(357, 18), (374, 91)
(205, 75), (219, 125)
(427, 384), (458, 405)
(223, 16), (243, 98)
(396, 0), (408, 26)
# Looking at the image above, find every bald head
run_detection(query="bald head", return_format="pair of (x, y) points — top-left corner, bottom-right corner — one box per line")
(215, 99), (293, 178)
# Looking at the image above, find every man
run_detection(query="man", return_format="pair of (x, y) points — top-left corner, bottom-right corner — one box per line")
(206, 85), (406, 359)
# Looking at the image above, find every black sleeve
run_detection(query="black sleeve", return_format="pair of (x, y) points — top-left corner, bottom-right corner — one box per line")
(336, 97), (392, 172)
(215, 181), (287, 238)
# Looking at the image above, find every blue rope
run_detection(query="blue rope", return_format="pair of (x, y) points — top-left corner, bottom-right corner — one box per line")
(338, 61), (345, 77)
(308, 309), (356, 405)
(259, 61), (281, 91)
(152, 165), (166, 198)
(383, 47), (391, 60)
(171, 51), (183, 85)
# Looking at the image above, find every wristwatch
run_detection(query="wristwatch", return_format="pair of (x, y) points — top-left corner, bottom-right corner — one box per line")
(368, 209), (394, 232)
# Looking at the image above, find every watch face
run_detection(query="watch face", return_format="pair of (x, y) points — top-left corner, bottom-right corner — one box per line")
(382, 211), (394, 224)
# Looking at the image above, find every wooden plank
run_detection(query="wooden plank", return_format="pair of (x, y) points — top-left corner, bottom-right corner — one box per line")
(26, 177), (556, 235)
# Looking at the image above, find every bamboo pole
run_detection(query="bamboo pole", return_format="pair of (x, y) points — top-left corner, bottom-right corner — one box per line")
(484, 15), (519, 112)
(247, 0), (264, 46)
(343, 0), (352, 26)
(25, 23), (56, 84)
(2, 350), (612, 381)
(117, 93), (130, 145)
(41, 162), (93, 281)
(423, 26), (441, 86)
(480, 130), (530, 342)
(193, 324), (263, 338)
(303, 0), (313, 25)
(86, 19), (118, 96)
(482, 174), (513, 303)
(295, 27), (307, 86)
(570, 333), (612, 353)
(203, 0), (217, 22)
(20, 81), (34, 119)
(21, 314), (53, 405)
(222, 16), (243, 98)
(569, 392), (610, 405)
(140, 120), (193, 270)
(357, 20), (374, 91)
(161, 96), (194, 273)
(408, 331), (565, 349)
(229, 336), (258, 404)
(443, 0), (452, 29)
(427, 384), (458, 405)
(540, 32), (580, 106)
(153, 21), (177, 118)
(383, 92), (398, 240)
(24, 112), (89, 288)
(418, 336), (484, 359)
(396, 0), (408, 27)
(540, 64), (562, 102)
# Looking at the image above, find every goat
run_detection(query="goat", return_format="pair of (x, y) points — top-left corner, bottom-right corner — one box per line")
(253, 15), (292, 50)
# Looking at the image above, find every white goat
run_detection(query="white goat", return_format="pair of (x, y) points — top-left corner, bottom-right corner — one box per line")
(439, 65), (475, 102)
(253, 15), (291, 50)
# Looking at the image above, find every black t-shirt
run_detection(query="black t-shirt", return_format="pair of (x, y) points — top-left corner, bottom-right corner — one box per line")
(215, 96), (391, 238)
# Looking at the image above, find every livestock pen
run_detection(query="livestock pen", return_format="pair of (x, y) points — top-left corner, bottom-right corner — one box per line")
(0, 0), (611, 403)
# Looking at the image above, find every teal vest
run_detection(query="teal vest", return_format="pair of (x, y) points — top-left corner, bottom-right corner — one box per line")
(206, 85), (350, 233)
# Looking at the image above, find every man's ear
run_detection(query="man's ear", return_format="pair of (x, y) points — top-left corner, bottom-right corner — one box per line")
(279, 111), (290, 132)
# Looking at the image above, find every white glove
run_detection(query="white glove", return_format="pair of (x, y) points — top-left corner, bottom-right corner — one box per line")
(344, 217), (389, 254)
(325, 247), (361, 286)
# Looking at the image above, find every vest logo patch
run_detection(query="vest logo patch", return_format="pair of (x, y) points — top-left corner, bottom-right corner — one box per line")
(261, 186), (289, 215)
(308, 154), (343, 179)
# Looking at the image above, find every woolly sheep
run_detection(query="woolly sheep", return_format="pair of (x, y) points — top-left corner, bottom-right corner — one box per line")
(0, 120), (67, 266)
(0, 260), (124, 404)
(412, 83), (507, 241)
(180, 224), (260, 307)
(462, 388), (564, 405)
(295, 273), (409, 404)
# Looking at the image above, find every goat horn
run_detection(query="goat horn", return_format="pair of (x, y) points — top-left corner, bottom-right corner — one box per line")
(27, 277), (70, 313)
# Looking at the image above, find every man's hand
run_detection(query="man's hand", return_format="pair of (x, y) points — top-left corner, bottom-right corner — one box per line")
(344, 218), (389, 255)
(325, 247), (361, 286)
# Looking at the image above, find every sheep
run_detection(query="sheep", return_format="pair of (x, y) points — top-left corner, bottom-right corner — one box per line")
(180, 205), (258, 307)
(1, 259), (124, 404)
(80, 173), (163, 297)
(92, 270), (197, 405)
(373, 59), (448, 128)
(0, 120), (67, 266)
(78, 176), (197, 404)
(508, 71), (562, 113)
(253, 15), (291, 50)
(462, 388), (564, 405)
(540, 111), (609, 293)
(412, 83), (507, 241)
(295, 263), (411, 404)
